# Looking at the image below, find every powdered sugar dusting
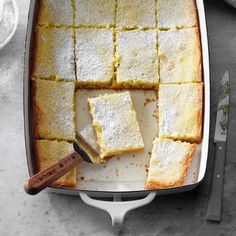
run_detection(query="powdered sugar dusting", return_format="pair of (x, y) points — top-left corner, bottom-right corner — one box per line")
(147, 138), (195, 185)
(158, 28), (201, 83)
(38, 0), (73, 26)
(34, 80), (75, 140)
(159, 83), (202, 140)
(34, 28), (75, 81)
(75, 28), (114, 84)
(89, 92), (144, 157)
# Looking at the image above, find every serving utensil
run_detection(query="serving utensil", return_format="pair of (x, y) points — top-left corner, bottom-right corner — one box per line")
(207, 71), (230, 222)
(24, 132), (104, 195)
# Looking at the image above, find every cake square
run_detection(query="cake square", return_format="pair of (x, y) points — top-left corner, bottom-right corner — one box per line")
(75, 29), (114, 86)
(37, 0), (73, 26)
(158, 0), (198, 29)
(33, 27), (75, 81)
(159, 83), (203, 143)
(33, 79), (75, 141)
(145, 138), (196, 190)
(74, 0), (115, 26)
(35, 140), (78, 188)
(88, 92), (144, 158)
(158, 28), (201, 83)
(116, 30), (158, 88)
(117, 0), (156, 28)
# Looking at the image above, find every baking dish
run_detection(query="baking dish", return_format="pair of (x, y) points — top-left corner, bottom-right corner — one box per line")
(24, 0), (210, 229)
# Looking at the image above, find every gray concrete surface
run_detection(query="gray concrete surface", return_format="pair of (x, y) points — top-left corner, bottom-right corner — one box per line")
(0, 0), (236, 235)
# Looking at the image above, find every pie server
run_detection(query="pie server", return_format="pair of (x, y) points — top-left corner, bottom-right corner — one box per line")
(24, 133), (105, 195)
(207, 71), (230, 222)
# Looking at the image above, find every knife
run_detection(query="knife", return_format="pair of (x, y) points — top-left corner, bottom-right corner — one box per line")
(207, 71), (230, 222)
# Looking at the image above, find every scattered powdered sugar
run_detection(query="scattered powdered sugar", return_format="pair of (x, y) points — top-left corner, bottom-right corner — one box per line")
(0, 56), (16, 99)
(0, 0), (15, 45)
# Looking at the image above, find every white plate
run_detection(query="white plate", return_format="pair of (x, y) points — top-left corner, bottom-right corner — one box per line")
(0, 0), (18, 49)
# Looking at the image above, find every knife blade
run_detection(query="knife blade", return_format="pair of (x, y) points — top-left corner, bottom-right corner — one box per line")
(207, 71), (230, 222)
(214, 71), (230, 143)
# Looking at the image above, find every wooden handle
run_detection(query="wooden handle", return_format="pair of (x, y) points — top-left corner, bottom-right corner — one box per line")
(207, 141), (226, 222)
(24, 152), (82, 195)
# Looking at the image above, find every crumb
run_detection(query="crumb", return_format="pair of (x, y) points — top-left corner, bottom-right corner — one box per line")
(145, 98), (155, 104)
(80, 176), (84, 180)
(152, 114), (158, 120)
(145, 164), (149, 172)
(115, 169), (120, 177)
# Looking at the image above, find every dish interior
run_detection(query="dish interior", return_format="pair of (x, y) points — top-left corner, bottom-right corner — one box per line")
(75, 89), (201, 191)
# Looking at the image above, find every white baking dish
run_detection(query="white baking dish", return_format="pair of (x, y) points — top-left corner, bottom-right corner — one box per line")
(24, 0), (210, 229)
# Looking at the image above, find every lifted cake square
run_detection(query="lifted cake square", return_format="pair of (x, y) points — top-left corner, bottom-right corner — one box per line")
(117, 0), (156, 28)
(33, 79), (75, 141)
(145, 138), (196, 190)
(37, 0), (73, 26)
(88, 92), (144, 158)
(75, 0), (115, 26)
(116, 30), (158, 88)
(35, 140), (79, 188)
(33, 27), (75, 81)
(159, 83), (203, 143)
(158, 0), (198, 29)
(158, 28), (201, 83)
(75, 29), (114, 86)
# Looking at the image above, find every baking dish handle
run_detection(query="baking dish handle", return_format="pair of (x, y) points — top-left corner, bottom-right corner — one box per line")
(79, 192), (156, 231)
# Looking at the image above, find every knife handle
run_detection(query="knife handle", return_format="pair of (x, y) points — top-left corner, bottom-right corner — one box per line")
(207, 141), (226, 222)
(24, 152), (82, 195)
